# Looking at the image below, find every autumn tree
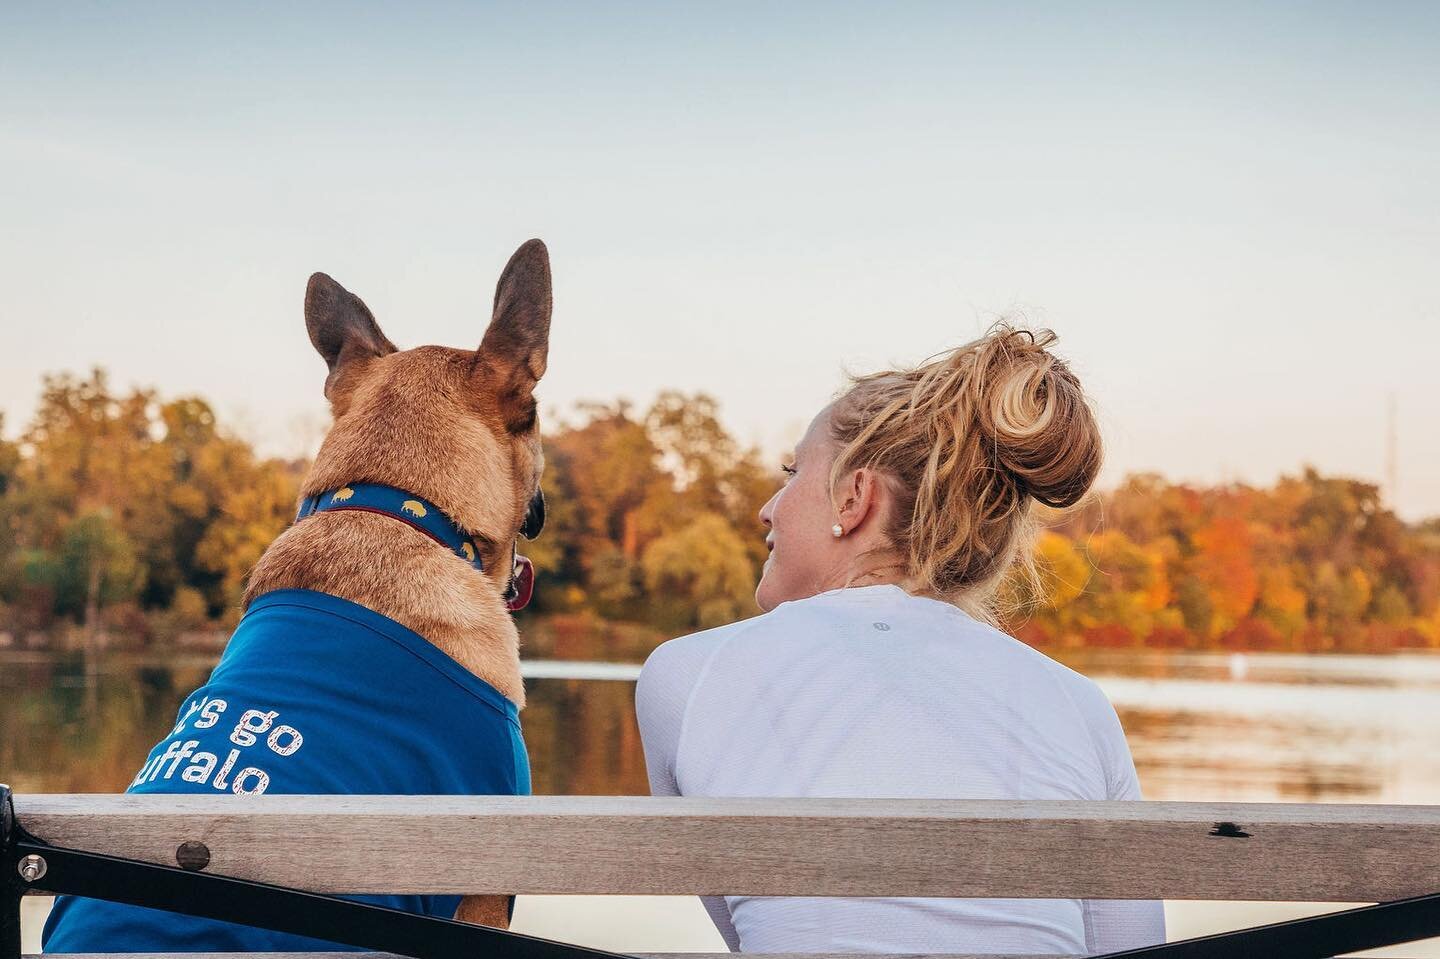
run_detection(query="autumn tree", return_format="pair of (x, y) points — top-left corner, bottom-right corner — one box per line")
(642, 513), (757, 629)
(1188, 516), (1260, 638)
(2, 371), (299, 638)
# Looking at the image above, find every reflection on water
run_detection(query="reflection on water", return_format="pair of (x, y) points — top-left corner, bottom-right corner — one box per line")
(0, 651), (219, 794)
(4, 645), (1440, 806)
(1050, 649), (1440, 805)
(522, 673), (649, 796)
(0, 650), (653, 796)
(10, 643), (1440, 957)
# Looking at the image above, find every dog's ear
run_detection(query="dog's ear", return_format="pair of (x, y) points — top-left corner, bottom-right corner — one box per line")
(478, 239), (552, 432)
(305, 272), (397, 398)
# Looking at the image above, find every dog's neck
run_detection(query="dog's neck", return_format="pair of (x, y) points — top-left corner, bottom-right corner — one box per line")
(243, 499), (526, 707)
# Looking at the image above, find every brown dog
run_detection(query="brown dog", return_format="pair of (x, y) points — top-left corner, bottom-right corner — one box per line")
(41, 242), (551, 955)
(243, 238), (553, 928)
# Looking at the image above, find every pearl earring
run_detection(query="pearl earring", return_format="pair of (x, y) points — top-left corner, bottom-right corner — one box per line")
(832, 524), (844, 538)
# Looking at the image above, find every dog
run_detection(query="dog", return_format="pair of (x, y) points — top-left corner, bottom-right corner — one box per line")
(42, 239), (552, 951)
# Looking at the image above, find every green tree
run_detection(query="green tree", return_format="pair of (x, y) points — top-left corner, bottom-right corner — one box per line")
(642, 513), (757, 629)
(35, 510), (143, 625)
(644, 392), (774, 569)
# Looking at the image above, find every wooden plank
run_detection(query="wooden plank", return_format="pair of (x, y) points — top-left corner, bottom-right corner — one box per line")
(16, 794), (1440, 901)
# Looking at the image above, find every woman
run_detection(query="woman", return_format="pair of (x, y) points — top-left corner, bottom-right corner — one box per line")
(635, 325), (1165, 955)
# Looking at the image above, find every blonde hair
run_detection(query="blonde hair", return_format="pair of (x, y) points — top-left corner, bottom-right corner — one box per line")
(828, 323), (1101, 622)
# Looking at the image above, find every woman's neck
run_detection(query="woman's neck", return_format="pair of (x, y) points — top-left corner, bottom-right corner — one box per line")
(846, 569), (905, 589)
(833, 552), (910, 592)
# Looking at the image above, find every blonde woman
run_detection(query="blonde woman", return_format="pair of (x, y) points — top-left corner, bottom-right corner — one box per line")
(636, 326), (1165, 955)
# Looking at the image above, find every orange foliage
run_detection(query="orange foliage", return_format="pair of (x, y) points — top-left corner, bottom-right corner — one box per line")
(4, 373), (1438, 656)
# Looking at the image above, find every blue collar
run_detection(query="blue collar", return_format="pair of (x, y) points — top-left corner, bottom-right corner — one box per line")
(296, 483), (484, 572)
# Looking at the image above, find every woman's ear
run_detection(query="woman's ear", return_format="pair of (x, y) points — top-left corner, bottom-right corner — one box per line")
(835, 467), (886, 536)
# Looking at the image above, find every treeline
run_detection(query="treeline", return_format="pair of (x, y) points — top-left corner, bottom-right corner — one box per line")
(1019, 474), (1440, 652)
(0, 371), (773, 645)
(1, 370), (1437, 653)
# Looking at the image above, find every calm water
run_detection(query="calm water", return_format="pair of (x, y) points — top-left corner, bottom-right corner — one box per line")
(5, 645), (1440, 803)
(8, 644), (1440, 956)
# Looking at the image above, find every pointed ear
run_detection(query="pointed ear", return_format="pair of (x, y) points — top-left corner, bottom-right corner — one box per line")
(478, 239), (552, 432)
(305, 272), (397, 397)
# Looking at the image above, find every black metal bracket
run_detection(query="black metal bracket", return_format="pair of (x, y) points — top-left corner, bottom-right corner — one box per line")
(8, 783), (1440, 959)
(2, 787), (19, 959)
(1097, 893), (1440, 958)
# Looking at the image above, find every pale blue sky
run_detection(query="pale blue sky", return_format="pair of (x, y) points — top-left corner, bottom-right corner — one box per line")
(3, 2), (1438, 517)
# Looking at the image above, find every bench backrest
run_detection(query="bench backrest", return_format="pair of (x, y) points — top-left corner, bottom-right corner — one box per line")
(18, 794), (1440, 902)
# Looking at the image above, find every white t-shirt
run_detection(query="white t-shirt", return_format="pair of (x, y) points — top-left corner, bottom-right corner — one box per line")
(635, 584), (1165, 955)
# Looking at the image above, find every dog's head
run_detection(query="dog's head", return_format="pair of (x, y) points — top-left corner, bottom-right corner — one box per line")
(299, 239), (551, 606)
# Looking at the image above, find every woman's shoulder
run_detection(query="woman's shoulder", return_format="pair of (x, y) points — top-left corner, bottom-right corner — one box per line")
(877, 588), (1126, 729)
(641, 609), (773, 683)
(637, 593), (847, 700)
(634, 613), (774, 763)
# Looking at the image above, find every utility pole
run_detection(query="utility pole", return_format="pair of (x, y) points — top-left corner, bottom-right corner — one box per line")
(1386, 394), (1399, 510)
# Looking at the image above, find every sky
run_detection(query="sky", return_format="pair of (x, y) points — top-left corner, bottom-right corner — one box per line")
(2, 2), (1438, 518)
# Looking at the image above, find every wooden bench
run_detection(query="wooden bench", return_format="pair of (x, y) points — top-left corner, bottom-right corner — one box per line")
(13, 794), (1440, 958)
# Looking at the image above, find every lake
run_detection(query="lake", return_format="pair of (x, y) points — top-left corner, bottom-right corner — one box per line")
(5, 645), (1440, 955)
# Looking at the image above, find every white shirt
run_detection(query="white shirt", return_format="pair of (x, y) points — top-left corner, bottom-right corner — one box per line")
(635, 584), (1165, 955)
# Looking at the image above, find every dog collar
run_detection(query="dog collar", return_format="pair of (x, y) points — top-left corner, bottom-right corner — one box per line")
(296, 484), (485, 573)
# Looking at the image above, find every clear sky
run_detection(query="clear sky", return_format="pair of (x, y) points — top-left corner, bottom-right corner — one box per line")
(3, 2), (1437, 518)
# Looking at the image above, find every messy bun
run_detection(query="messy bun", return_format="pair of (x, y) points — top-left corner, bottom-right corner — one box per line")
(828, 323), (1102, 619)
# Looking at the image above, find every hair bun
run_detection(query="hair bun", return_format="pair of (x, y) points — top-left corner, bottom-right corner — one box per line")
(969, 327), (1102, 509)
(827, 320), (1103, 616)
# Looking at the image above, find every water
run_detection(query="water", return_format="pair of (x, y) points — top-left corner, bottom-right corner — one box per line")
(1064, 648), (1440, 805)
(5, 645), (1440, 954)
(8, 647), (1439, 803)
(0, 651), (651, 796)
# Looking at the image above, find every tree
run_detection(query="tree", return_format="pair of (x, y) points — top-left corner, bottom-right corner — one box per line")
(537, 395), (774, 624)
(642, 513), (757, 629)
(1079, 530), (1171, 645)
(35, 511), (143, 625)
(1015, 532), (1091, 642)
(645, 392), (736, 507)
(0, 415), (21, 607)
(1188, 517), (1259, 638)
(6, 368), (1440, 651)
(193, 458), (301, 610)
(1256, 564), (1308, 641)
(547, 402), (665, 563)
(3, 370), (302, 630)
(0, 414), (18, 496)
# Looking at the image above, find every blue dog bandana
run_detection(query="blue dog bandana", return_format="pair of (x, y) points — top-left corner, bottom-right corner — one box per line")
(43, 588), (529, 953)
